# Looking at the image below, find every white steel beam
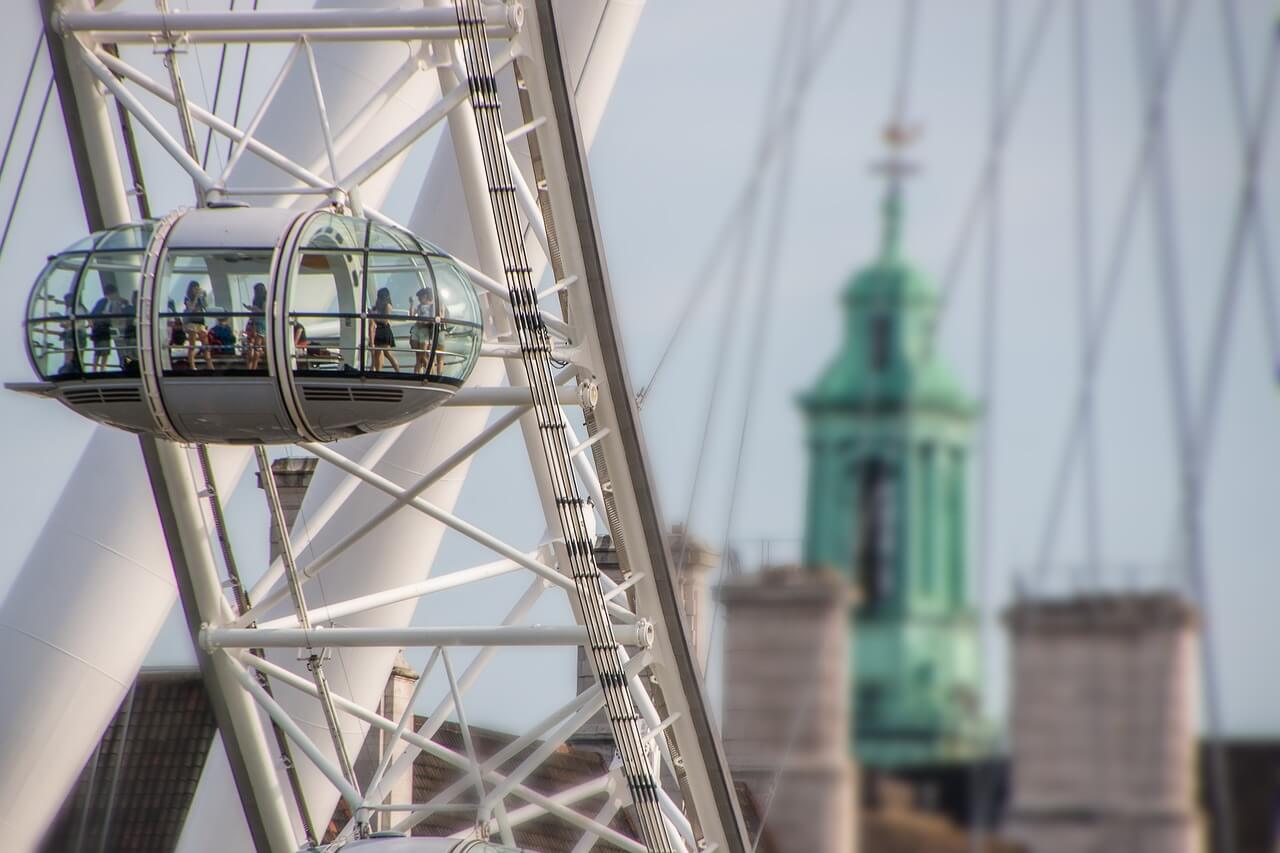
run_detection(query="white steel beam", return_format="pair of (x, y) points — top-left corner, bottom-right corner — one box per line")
(299, 441), (637, 623)
(237, 406), (531, 627)
(58, 6), (519, 38)
(249, 646), (643, 853)
(217, 42), (302, 187)
(445, 385), (578, 406)
(204, 623), (652, 649)
(241, 425), (408, 609)
(229, 659), (363, 810)
(569, 797), (622, 853)
(95, 49), (330, 193)
(340, 46), (517, 191)
(361, 579), (546, 810)
(75, 43), (215, 192)
(256, 555), (527, 630)
(138, 443), (297, 851)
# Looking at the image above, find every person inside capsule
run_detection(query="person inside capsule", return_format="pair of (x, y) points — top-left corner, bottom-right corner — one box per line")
(182, 280), (213, 370)
(243, 281), (267, 370)
(410, 286), (437, 375)
(368, 285), (401, 373)
(87, 281), (128, 372)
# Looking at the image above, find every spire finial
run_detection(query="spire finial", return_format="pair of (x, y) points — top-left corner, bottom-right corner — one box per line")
(871, 122), (920, 258)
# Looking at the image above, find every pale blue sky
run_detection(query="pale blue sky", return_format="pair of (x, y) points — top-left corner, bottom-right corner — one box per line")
(0, 0), (1277, 737)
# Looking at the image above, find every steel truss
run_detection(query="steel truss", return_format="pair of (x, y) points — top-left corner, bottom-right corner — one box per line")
(41, 1), (748, 851)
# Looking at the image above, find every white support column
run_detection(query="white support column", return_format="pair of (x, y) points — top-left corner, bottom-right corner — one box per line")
(139, 441), (299, 851)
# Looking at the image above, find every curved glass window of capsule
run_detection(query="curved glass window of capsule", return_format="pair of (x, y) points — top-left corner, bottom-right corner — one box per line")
(158, 250), (272, 374)
(290, 250), (364, 374)
(27, 253), (88, 378)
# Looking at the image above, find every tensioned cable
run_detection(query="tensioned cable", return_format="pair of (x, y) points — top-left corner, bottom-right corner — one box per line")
(701, 0), (816, 675)
(969, 3), (1007, 849)
(184, 2), (223, 174)
(670, 0), (803, 582)
(889, 0), (920, 127)
(1193, 5), (1280, 471)
(1029, 0), (1194, 587)
(1132, 3), (1237, 850)
(225, 0), (260, 165)
(0, 76), (53, 260)
(1217, 0), (1280, 374)
(926, 0), (1059, 353)
(1070, 0), (1102, 585)
(0, 32), (46, 204)
(636, 0), (857, 407)
(201, 0), (237, 170)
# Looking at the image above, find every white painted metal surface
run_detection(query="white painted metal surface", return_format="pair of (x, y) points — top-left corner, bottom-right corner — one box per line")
(3, 2), (756, 852)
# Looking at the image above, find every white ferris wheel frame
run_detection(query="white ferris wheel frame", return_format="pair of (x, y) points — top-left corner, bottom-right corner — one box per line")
(38, 1), (751, 851)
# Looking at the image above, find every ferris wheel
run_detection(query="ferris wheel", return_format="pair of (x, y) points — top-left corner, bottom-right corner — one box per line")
(0, 2), (749, 851)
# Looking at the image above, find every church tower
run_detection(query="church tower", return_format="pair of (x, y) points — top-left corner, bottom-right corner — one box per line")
(799, 133), (984, 767)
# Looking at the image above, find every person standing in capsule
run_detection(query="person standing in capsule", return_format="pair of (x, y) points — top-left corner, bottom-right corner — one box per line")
(410, 286), (437, 375)
(369, 286), (400, 372)
(183, 280), (214, 370)
(243, 281), (267, 370)
(88, 282), (128, 372)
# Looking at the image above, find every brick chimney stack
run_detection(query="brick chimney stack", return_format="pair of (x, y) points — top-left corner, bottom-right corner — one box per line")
(720, 566), (858, 853)
(255, 457), (318, 563)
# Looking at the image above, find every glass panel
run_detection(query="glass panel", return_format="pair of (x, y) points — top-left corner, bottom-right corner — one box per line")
(301, 212), (366, 250)
(29, 320), (79, 378)
(290, 252), (363, 373)
(431, 257), (483, 326)
(96, 222), (154, 251)
(28, 253), (86, 322)
(433, 321), (480, 382)
(76, 252), (142, 374)
(64, 233), (100, 252)
(366, 253), (432, 375)
(368, 221), (419, 251)
(158, 250), (272, 372)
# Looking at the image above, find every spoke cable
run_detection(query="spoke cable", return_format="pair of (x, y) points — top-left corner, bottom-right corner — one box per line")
(0, 76), (53, 261)
(200, 0), (237, 171)
(636, 0), (857, 407)
(0, 31), (47, 204)
(1132, 3), (1237, 849)
(1029, 0), (1194, 587)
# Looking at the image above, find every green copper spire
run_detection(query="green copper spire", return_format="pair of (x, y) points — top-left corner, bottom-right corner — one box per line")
(878, 166), (906, 260)
(799, 130), (986, 768)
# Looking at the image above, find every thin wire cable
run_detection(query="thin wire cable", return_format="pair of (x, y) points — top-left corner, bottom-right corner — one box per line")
(637, 0), (858, 407)
(671, 0), (802, 583)
(1070, 0), (1102, 586)
(201, 0), (237, 170)
(1217, 0), (1280, 372)
(702, 4), (815, 675)
(1133, 3), (1237, 850)
(889, 0), (920, 128)
(0, 32), (46, 199)
(225, 0), (260, 165)
(969, 2), (1007, 847)
(1029, 0), (1194, 588)
(1194, 5), (1280, 468)
(183, 0), (222, 173)
(927, 0), (1059, 353)
(0, 76), (53, 260)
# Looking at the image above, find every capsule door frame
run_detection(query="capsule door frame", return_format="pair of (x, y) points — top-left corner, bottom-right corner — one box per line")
(135, 209), (185, 442)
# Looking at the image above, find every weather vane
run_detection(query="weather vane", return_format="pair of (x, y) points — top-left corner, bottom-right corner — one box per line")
(872, 120), (922, 181)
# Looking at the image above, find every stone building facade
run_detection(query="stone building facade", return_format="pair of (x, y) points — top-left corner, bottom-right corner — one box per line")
(1003, 593), (1203, 853)
(719, 566), (858, 853)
